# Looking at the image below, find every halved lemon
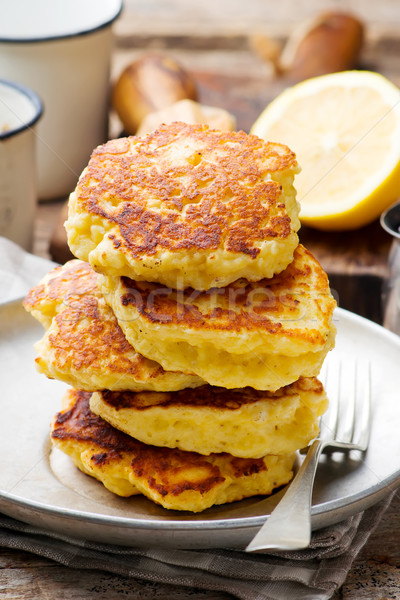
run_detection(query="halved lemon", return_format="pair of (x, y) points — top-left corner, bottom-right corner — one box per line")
(251, 71), (400, 230)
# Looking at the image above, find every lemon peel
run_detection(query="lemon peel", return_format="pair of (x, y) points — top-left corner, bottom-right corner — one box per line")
(251, 71), (400, 230)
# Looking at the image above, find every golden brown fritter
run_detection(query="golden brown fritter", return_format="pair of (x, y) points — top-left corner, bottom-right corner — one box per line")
(90, 377), (328, 458)
(51, 389), (295, 512)
(23, 258), (98, 328)
(101, 244), (337, 390)
(23, 260), (203, 391)
(66, 122), (301, 289)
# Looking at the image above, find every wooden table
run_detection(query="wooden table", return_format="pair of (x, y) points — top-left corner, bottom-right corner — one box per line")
(3, 2), (400, 597)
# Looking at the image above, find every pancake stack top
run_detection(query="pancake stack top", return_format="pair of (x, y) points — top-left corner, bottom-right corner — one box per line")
(24, 122), (336, 513)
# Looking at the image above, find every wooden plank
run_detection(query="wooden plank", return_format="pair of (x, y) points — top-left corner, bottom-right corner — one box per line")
(110, 32), (400, 135)
(333, 492), (400, 599)
(116, 0), (400, 38)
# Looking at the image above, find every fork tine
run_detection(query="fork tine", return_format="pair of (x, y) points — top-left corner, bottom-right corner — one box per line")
(355, 361), (371, 451)
(338, 361), (357, 444)
(320, 361), (340, 441)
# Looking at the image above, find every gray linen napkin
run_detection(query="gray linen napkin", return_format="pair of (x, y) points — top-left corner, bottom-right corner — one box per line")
(0, 236), (395, 600)
(0, 495), (394, 600)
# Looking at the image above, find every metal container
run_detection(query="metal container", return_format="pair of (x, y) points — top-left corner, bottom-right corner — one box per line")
(0, 79), (42, 250)
(380, 201), (400, 335)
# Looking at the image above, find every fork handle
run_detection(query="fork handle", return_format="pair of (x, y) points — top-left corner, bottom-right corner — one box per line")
(246, 439), (325, 552)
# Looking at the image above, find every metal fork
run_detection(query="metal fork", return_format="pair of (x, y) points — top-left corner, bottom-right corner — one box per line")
(246, 360), (371, 553)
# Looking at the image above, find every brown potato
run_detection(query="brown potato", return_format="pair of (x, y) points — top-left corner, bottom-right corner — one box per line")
(251, 12), (364, 82)
(135, 99), (236, 136)
(112, 53), (198, 134)
(281, 12), (365, 81)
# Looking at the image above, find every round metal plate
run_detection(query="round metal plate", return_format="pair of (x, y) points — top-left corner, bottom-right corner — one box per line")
(0, 300), (399, 549)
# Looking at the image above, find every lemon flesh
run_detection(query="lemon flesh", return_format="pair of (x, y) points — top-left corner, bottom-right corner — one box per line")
(251, 71), (400, 230)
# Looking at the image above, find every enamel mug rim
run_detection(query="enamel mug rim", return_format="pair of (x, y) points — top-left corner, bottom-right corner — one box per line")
(0, 0), (123, 44)
(0, 79), (43, 140)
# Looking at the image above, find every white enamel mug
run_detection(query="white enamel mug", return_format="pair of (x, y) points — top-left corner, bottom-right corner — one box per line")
(0, 80), (42, 250)
(0, 0), (122, 201)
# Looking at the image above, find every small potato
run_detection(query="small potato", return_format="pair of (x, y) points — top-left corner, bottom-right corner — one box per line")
(251, 12), (364, 82)
(281, 12), (365, 81)
(136, 99), (236, 136)
(112, 53), (198, 134)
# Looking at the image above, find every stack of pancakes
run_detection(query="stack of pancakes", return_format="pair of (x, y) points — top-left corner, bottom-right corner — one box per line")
(24, 123), (336, 513)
